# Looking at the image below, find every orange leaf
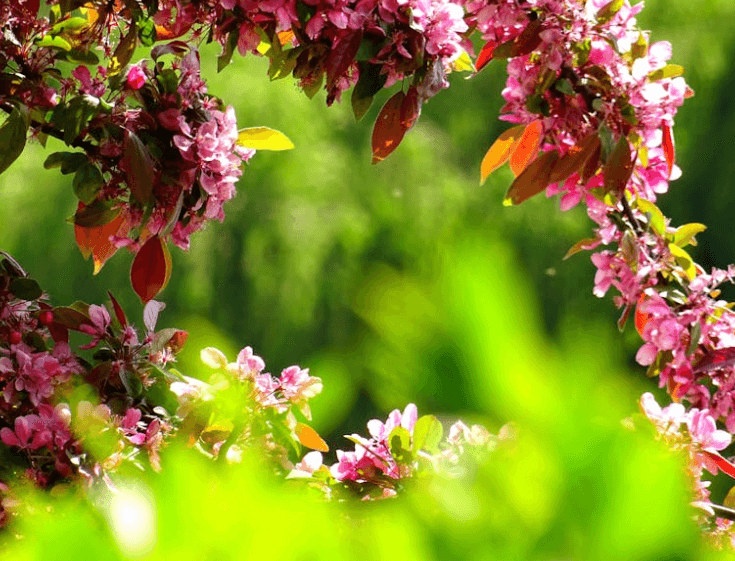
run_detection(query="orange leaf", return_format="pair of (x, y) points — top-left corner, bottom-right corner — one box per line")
(603, 136), (636, 195)
(372, 91), (407, 164)
(547, 133), (601, 185)
(130, 236), (172, 303)
(662, 123), (675, 178)
(509, 120), (543, 176)
(277, 30), (295, 46)
(74, 203), (129, 274)
(504, 150), (559, 206)
(480, 124), (525, 184)
(295, 422), (329, 452)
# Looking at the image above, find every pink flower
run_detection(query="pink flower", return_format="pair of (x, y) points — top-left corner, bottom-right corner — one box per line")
(126, 65), (146, 90)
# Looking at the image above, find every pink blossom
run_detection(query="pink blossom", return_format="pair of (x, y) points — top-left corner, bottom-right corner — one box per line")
(126, 65), (147, 90)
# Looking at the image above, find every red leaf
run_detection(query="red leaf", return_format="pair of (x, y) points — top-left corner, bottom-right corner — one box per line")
(400, 86), (422, 131)
(493, 19), (543, 59)
(703, 451), (735, 479)
(130, 236), (172, 303)
(372, 91), (408, 164)
(693, 347), (735, 374)
(509, 120), (544, 176)
(475, 40), (497, 72)
(107, 291), (127, 328)
(325, 31), (362, 90)
(662, 123), (675, 178)
(603, 136), (636, 195)
(480, 124), (525, 184)
(504, 150), (560, 206)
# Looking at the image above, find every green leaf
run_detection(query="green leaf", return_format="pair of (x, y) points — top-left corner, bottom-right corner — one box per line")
(301, 71), (324, 99)
(553, 78), (574, 96)
(412, 415), (443, 454)
(120, 370), (143, 398)
(635, 198), (666, 236)
(123, 131), (156, 204)
(44, 151), (87, 174)
(35, 34), (72, 50)
(73, 162), (104, 204)
(236, 127), (294, 151)
(137, 18), (157, 47)
(388, 426), (413, 464)
(0, 104), (29, 176)
(672, 223), (706, 248)
(351, 62), (387, 122)
(64, 49), (100, 65)
(9, 277), (43, 301)
(688, 321), (701, 357)
(72, 200), (119, 227)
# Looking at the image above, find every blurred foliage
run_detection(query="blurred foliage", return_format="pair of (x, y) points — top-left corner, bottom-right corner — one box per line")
(0, 237), (726, 560)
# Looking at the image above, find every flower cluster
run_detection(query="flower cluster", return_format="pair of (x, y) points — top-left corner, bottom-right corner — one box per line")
(0, 254), (185, 511)
(474, 0), (735, 540)
(290, 403), (501, 499)
(66, 48), (255, 262)
(640, 393), (735, 547)
(173, 0), (471, 105)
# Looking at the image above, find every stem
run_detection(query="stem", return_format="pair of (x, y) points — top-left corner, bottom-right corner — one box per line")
(619, 193), (642, 236)
(710, 503), (735, 522)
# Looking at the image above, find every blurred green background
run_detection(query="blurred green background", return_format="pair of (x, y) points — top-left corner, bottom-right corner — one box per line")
(1, 0), (734, 446)
(3, 1), (735, 557)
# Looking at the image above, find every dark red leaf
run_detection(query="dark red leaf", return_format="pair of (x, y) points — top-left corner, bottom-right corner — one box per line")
(662, 123), (675, 178)
(400, 86), (422, 131)
(325, 32), (363, 90)
(372, 91), (407, 164)
(504, 150), (560, 206)
(548, 133), (601, 185)
(603, 136), (636, 195)
(130, 236), (172, 303)
(47, 322), (69, 344)
(52, 306), (91, 331)
(693, 347), (735, 374)
(107, 291), (127, 327)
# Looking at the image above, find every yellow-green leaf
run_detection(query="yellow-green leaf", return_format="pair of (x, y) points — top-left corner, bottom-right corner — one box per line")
(668, 243), (697, 281)
(672, 223), (706, 248)
(236, 127), (294, 151)
(635, 198), (666, 236)
(648, 64), (684, 82)
(449, 49), (476, 73)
